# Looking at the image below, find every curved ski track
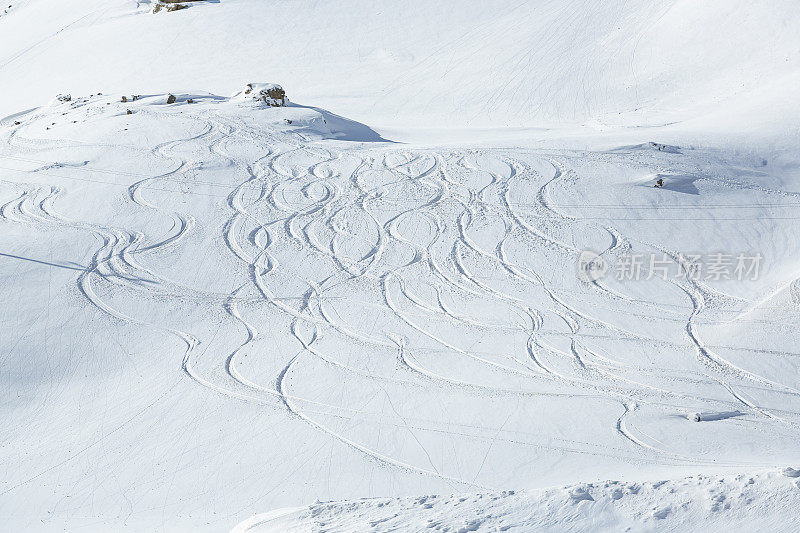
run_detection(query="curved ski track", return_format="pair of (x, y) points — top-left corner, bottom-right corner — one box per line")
(3, 107), (799, 492)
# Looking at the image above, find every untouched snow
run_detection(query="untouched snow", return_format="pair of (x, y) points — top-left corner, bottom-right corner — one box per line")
(0, 0), (799, 140)
(1, 1), (799, 532)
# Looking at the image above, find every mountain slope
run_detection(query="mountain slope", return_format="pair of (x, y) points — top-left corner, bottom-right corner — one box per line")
(1, 2), (799, 532)
(0, 0), (798, 136)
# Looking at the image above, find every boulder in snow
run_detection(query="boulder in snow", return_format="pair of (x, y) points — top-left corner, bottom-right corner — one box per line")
(233, 83), (286, 107)
(781, 467), (800, 478)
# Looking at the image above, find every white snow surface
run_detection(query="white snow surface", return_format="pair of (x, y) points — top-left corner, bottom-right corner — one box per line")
(1, 1), (800, 532)
(237, 470), (800, 532)
(1, 0), (799, 141)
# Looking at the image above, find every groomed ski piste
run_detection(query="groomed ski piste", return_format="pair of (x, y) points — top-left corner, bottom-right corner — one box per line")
(1, 1), (800, 532)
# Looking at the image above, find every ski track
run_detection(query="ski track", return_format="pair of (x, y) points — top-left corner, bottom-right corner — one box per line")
(3, 106), (799, 495)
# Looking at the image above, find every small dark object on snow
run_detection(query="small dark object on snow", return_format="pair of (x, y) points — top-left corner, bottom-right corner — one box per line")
(126, 109), (132, 115)
(239, 83), (286, 106)
(694, 414), (701, 422)
(187, 98), (194, 103)
(132, 95), (139, 101)
(285, 119), (292, 124)
(654, 178), (664, 188)
(121, 96), (127, 103)
(14, 121), (20, 125)
(167, 94), (177, 104)
(265, 87), (285, 105)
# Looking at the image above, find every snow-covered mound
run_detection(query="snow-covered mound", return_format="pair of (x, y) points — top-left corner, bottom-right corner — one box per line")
(236, 470), (800, 532)
(0, 86), (381, 143)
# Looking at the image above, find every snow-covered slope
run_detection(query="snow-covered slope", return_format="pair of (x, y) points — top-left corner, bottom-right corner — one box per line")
(2, 90), (800, 531)
(1, 0), (798, 139)
(1, 2), (799, 532)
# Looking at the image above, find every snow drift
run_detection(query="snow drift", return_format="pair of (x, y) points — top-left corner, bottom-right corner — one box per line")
(235, 470), (800, 533)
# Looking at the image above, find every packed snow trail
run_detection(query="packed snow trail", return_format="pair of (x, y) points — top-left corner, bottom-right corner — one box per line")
(1, 94), (800, 531)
